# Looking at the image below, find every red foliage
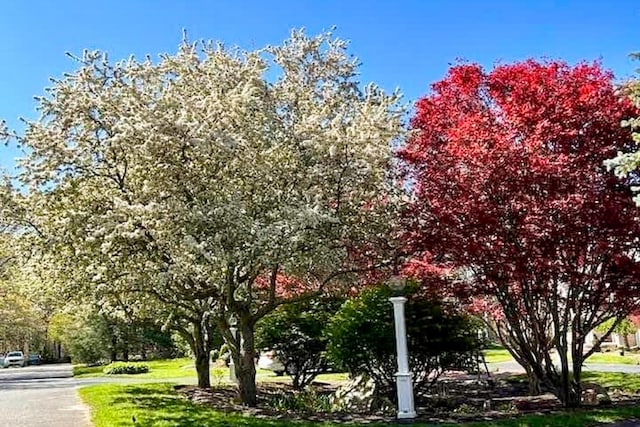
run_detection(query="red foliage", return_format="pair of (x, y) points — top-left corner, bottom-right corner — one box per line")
(400, 59), (640, 325)
(402, 60), (640, 298)
(399, 60), (640, 406)
(254, 273), (317, 298)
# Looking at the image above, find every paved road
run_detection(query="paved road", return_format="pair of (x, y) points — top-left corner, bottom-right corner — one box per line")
(0, 364), (91, 427)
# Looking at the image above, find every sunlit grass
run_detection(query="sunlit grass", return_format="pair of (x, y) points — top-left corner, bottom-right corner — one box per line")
(484, 347), (514, 363)
(74, 358), (225, 380)
(73, 357), (343, 385)
(585, 352), (640, 365)
(483, 346), (640, 366)
(582, 371), (640, 393)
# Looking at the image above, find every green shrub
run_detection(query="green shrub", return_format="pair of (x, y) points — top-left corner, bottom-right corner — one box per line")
(256, 296), (343, 389)
(327, 283), (483, 398)
(103, 362), (149, 375)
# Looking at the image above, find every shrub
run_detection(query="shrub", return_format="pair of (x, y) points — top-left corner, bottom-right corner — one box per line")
(327, 283), (483, 398)
(103, 362), (150, 375)
(256, 297), (343, 389)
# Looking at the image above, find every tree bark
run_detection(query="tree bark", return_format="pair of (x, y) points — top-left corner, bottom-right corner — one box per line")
(193, 321), (211, 388)
(525, 367), (542, 395)
(110, 334), (118, 362)
(234, 318), (258, 406)
(122, 329), (129, 362)
(569, 360), (583, 408)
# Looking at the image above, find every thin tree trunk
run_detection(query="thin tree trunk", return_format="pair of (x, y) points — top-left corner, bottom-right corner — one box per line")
(558, 345), (571, 407)
(110, 334), (118, 362)
(122, 330), (129, 362)
(570, 359), (583, 408)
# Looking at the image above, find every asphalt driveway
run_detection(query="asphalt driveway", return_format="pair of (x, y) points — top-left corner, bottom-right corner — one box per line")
(0, 363), (90, 426)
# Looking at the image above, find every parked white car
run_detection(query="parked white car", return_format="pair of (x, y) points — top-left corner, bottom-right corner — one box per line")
(4, 351), (26, 368)
(257, 350), (285, 376)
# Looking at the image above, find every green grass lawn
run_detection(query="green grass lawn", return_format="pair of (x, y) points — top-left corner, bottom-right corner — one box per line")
(583, 371), (640, 393)
(467, 406), (640, 427)
(585, 352), (640, 365)
(79, 382), (640, 427)
(483, 346), (640, 366)
(75, 356), (640, 426)
(73, 358), (210, 380)
(74, 358), (349, 384)
(483, 348), (514, 363)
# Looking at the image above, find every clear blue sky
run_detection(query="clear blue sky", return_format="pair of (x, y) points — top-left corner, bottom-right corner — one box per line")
(1, 0), (639, 172)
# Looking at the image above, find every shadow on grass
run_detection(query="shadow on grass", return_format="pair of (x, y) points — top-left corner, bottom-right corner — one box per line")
(469, 406), (640, 427)
(108, 384), (315, 427)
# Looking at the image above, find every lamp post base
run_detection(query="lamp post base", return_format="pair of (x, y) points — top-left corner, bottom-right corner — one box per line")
(395, 372), (417, 419)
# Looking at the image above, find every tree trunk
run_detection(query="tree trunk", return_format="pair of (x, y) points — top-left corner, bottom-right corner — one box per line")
(558, 347), (571, 407)
(110, 335), (118, 362)
(525, 368), (542, 395)
(234, 319), (258, 406)
(122, 328), (130, 362)
(193, 321), (211, 388)
(568, 361), (583, 408)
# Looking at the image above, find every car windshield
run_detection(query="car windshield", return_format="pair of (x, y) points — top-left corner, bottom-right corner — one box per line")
(7, 352), (22, 357)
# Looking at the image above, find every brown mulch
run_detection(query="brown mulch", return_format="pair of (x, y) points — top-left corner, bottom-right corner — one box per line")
(176, 383), (391, 424)
(176, 378), (640, 425)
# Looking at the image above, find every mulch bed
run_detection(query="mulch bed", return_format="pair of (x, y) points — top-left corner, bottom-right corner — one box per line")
(176, 376), (640, 425)
(176, 383), (390, 424)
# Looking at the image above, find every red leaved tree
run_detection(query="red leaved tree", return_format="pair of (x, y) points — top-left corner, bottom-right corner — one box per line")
(400, 60), (640, 407)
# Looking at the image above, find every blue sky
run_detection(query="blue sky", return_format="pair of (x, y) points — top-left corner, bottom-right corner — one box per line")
(1, 0), (639, 172)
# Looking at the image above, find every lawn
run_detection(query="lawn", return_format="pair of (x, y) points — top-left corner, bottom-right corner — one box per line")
(585, 352), (640, 365)
(483, 346), (640, 366)
(73, 358), (211, 380)
(583, 371), (640, 393)
(468, 406), (640, 427)
(483, 348), (514, 363)
(80, 382), (640, 427)
(76, 357), (640, 426)
(73, 358), (348, 385)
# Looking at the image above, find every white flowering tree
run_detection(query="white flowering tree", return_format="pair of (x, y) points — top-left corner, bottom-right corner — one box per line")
(605, 56), (640, 201)
(6, 30), (403, 405)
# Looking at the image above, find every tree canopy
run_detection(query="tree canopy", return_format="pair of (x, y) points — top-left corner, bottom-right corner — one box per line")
(5, 30), (404, 405)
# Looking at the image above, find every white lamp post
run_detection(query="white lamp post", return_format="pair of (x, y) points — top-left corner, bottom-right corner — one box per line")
(228, 316), (238, 384)
(388, 275), (417, 420)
